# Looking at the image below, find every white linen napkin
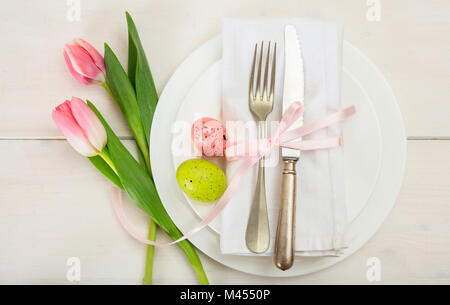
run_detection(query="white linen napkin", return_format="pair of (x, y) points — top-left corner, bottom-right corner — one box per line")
(220, 18), (347, 256)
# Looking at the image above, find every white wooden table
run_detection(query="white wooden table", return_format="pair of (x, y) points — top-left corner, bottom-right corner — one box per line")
(0, 0), (449, 284)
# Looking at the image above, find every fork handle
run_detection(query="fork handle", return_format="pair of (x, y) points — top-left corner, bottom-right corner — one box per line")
(274, 159), (297, 270)
(245, 121), (270, 253)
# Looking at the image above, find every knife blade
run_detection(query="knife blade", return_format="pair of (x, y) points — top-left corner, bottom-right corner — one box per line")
(282, 24), (304, 159)
(274, 25), (304, 271)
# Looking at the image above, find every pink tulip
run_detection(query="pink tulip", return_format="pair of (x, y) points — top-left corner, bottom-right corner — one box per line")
(64, 38), (105, 85)
(52, 97), (107, 157)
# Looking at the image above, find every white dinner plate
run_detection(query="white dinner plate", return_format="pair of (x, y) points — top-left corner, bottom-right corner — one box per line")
(150, 36), (406, 276)
(173, 60), (381, 234)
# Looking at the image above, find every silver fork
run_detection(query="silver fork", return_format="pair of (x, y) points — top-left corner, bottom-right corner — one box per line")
(245, 41), (276, 254)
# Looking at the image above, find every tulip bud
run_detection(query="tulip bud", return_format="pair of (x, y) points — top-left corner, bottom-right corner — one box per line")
(52, 97), (107, 157)
(64, 38), (105, 85)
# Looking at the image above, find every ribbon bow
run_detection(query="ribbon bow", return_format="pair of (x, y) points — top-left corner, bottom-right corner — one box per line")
(111, 102), (356, 247)
(226, 102), (355, 161)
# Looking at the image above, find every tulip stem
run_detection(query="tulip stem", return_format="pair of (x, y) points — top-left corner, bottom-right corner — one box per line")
(99, 147), (157, 285)
(141, 154), (156, 285)
(102, 80), (157, 284)
(102, 81), (113, 97)
(142, 218), (157, 285)
(98, 150), (118, 176)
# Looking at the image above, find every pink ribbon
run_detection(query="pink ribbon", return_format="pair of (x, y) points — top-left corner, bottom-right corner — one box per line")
(111, 102), (356, 246)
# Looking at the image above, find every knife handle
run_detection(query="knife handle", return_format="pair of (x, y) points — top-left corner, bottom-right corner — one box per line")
(274, 159), (297, 271)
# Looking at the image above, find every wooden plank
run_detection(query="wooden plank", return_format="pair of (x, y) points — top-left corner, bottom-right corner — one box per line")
(0, 0), (449, 138)
(0, 139), (448, 284)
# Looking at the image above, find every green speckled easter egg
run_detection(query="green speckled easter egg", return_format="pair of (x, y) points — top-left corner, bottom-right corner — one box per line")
(176, 159), (227, 202)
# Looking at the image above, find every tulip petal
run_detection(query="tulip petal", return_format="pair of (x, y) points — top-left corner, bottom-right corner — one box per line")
(63, 50), (92, 85)
(64, 44), (103, 81)
(52, 101), (98, 157)
(75, 38), (105, 71)
(70, 97), (107, 152)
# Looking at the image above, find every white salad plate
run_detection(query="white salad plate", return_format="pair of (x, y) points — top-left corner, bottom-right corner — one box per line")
(150, 36), (406, 277)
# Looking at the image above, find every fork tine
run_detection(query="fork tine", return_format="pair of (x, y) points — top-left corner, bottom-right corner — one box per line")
(269, 42), (277, 101)
(262, 41), (271, 99)
(249, 43), (257, 100)
(255, 41), (263, 98)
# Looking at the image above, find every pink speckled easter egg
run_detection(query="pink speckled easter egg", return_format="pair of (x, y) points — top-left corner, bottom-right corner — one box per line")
(191, 117), (228, 157)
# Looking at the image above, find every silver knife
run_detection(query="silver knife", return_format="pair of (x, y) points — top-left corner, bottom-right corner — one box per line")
(274, 25), (304, 270)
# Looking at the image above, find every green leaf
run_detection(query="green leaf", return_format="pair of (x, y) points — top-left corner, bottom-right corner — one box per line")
(103, 43), (150, 169)
(87, 100), (208, 284)
(126, 12), (158, 145)
(127, 29), (138, 88)
(87, 101), (179, 235)
(136, 145), (149, 173)
(88, 151), (123, 189)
